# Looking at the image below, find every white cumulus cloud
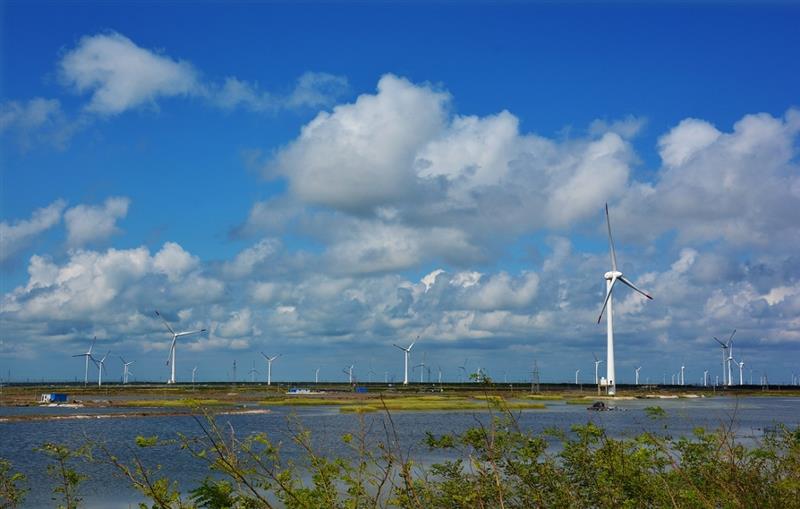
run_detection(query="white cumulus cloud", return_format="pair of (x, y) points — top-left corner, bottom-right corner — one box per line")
(1, 200), (66, 262)
(60, 32), (200, 115)
(64, 196), (130, 247)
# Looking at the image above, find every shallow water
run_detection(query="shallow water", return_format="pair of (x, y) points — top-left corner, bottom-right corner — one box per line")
(2, 396), (798, 508)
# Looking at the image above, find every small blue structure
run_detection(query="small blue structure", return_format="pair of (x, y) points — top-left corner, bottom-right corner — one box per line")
(40, 393), (68, 403)
(354, 386), (368, 393)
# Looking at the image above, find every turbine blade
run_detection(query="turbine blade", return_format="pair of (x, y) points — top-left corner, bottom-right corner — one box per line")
(408, 342), (415, 351)
(155, 310), (176, 335)
(597, 277), (618, 323)
(592, 352), (598, 362)
(260, 351), (269, 359)
(392, 344), (405, 351)
(176, 329), (205, 337)
(88, 336), (96, 354)
(618, 275), (653, 300)
(605, 203), (618, 272)
(727, 329), (736, 346)
(713, 336), (727, 347)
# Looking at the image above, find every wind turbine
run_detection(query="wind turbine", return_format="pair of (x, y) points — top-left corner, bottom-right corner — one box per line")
(119, 356), (134, 385)
(155, 310), (206, 384)
(315, 368), (320, 384)
(703, 370), (708, 387)
(680, 362), (685, 386)
(260, 353), (281, 386)
(458, 358), (469, 383)
(92, 351), (110, 387)
(713, 329), (735, 387)
(635, 366), (641, 385)
(343, 364), (354, 384)
(592, 353), (603, 385)
(192, 366), (198, 386)
(72, 337), (96, 386)
(575, 369), (580, 385)
(248, 361), (260, 383)
(736, 358), (745, 386)
(393, 337), (417, 385)
(597, 204), (653, 396)
(413, 352), (426, 383)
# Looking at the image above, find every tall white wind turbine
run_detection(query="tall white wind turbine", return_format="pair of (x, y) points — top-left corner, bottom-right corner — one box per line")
(393, 337), (417, 385)
(597, 204), (653, 396)
(635, 366), (641, 385)
(155, 310), (206, 384)
(260, 353), (281, 386)
(72, 337), (96, 386)
(575, 369), (580, 385)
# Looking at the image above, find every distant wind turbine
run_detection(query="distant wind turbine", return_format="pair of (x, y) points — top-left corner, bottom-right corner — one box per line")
(92, 351), (110, 387)
(597, 204), (653, 396)
(593, 353), (603, 385)
(575, 369), (580, 385)
(713, 329), (735, 386)
(635, 366), (641, 385)
(260, 353), (281, 386)
(458, 358), (469, 383)
(72, 337), (96, 386)
(249, 360), (260, 383)
(155, 310), (206, 384)
(119, 356), (134, 385)
(343, 364), (354, 384)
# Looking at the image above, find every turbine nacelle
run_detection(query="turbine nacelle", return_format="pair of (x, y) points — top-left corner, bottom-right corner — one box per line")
(604, 270), (623, 280)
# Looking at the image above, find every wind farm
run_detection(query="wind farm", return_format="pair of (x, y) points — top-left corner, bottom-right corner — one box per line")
(4, 3), (800, 507)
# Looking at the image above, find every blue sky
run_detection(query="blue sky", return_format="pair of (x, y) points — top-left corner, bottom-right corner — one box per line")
(1, 1), (799, 385)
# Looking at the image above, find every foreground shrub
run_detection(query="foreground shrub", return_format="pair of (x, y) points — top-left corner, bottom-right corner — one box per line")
(2, 402), (799, 508)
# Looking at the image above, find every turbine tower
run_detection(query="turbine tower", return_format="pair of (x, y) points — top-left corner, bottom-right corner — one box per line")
(72, 337), (96, 386)
(597, 204), (653, 396)
(635, 366), (641, 385)
(155, 310), (206, 384)
(393, 337), (417, 385)
(260, 353), (281, 386)
(575, 369), (580, 385)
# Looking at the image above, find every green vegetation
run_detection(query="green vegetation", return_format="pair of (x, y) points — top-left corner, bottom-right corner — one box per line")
(268, 395), (547, 413)
(2, 406), (799, 508)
